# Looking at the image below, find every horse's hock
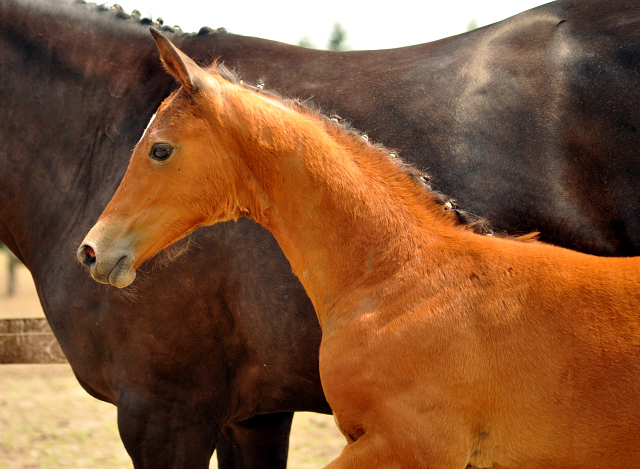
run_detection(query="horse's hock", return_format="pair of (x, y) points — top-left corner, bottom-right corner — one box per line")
(0, 318), (67, 363)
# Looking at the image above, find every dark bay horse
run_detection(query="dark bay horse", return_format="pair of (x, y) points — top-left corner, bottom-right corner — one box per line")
(3, 0), (640, 467)
(80, 31), (640, 468)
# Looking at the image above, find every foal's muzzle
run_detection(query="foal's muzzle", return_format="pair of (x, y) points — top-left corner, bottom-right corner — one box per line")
(76, 242), (137, 288)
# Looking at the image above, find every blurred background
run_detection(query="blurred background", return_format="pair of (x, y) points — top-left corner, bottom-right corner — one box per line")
(109, 0), (550, 50)
(1, 0), (550, 467)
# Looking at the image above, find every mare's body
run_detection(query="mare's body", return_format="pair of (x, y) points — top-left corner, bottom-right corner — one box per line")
(3, 0), (640, 467)
(80, 32), (640, 468)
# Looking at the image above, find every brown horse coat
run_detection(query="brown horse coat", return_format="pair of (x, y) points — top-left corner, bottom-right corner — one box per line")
(79, 31), (640, 468)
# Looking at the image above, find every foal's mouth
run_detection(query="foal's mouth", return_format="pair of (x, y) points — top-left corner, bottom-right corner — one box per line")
(106, 255), (136, 288)
(76, 244), (137, 288)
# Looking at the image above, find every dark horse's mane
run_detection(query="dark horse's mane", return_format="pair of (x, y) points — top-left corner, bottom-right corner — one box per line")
(211, 62), (497, 236)
(35, 0), (228, 38)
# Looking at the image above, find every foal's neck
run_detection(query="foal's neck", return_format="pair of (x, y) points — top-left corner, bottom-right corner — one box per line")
(227, 91), (465, 321)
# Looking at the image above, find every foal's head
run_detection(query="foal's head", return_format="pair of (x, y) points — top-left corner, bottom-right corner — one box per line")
(77, 29), (254, 287)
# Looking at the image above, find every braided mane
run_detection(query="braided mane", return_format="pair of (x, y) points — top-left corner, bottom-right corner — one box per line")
(73, 0), (227, 37)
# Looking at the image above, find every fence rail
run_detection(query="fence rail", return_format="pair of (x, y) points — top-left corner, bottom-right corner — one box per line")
(0, 318), (67, 363)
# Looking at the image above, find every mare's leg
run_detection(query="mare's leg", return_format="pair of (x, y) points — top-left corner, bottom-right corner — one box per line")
(117, 390), (218, 469)
(216, 412), (294, 469)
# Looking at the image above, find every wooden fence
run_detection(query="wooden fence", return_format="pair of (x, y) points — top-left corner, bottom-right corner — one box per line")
(0, 318), (67, 363)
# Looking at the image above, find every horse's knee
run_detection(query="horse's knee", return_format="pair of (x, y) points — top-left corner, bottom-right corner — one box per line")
(117, 391), (218, 469)
(216, 412), (294, 469)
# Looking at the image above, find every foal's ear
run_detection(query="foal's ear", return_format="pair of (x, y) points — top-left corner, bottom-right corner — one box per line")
(150, 27), (205, 96)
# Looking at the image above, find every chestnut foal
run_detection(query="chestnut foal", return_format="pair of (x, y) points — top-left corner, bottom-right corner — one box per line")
(79, 30), (640, 468)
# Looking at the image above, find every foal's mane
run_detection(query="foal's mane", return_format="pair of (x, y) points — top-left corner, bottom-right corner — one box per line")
(211, 62), (497, 237)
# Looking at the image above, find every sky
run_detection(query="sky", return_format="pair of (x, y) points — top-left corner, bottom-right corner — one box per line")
(108, 0), (552, 50)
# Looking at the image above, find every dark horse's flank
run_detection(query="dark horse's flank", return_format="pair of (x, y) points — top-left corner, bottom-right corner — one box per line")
(2, 0), (640, 467)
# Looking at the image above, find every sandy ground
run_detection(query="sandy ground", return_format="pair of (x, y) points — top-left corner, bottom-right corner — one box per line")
(0, 249), (344, 468)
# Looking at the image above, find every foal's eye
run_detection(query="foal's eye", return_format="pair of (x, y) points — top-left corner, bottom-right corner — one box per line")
(149, 143), (174, 161)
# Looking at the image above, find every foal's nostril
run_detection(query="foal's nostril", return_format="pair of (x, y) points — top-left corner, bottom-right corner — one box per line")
(80, 245), (97, 267)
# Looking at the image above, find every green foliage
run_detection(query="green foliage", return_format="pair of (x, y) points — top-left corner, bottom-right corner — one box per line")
(467, 17), (478, 31)
(297, 23), (350, 51)
(328, 22), (348, 51)
(297, 36), (316, 49)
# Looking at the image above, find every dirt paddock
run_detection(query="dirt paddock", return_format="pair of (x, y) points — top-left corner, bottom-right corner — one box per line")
(0, 249), (344, 468)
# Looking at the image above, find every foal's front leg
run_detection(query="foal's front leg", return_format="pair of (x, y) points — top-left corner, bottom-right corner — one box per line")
(324, 421), (472, 469)
(324, 432), (403, 469)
